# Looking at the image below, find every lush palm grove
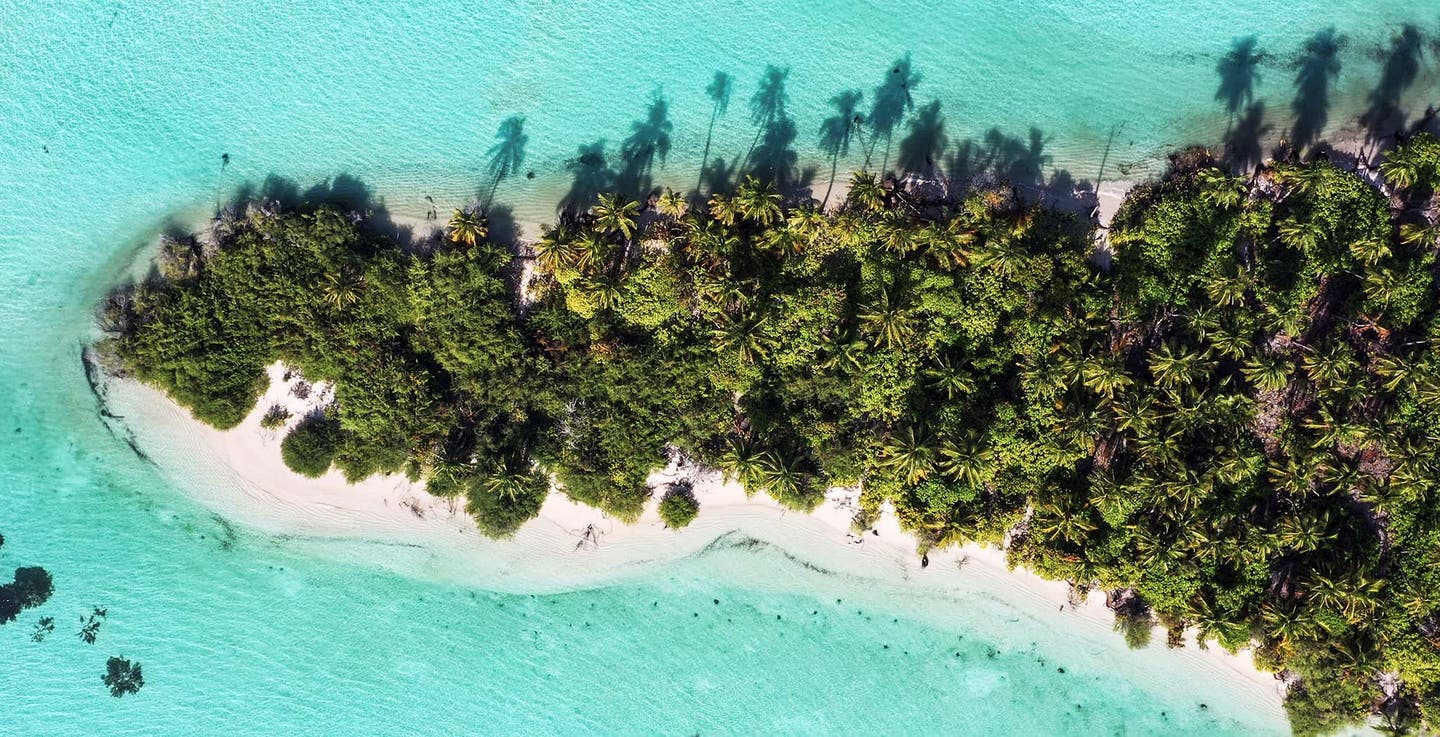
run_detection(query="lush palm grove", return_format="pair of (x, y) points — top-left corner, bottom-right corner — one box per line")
(103, 133), (1440, 734)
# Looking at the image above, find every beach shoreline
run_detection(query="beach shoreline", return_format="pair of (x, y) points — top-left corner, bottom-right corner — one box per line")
(101, 361), (1289, 721)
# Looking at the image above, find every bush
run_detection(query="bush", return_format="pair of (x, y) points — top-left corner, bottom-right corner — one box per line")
(465, 470), (548, 538)
(280, 415), (342, 478)
(658, 483), (699, 529)
(259, 404), (291, 430)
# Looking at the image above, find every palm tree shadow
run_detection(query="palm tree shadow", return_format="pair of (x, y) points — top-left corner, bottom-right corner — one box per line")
(697, 156), (739, 207)
(817, 89), (864, 205)
(1224, 102), (1272, 172)
(750, 114), (802, 194)
(1289, 28), (1344, 152)
(1215, 37), (1265, 129)
(697, 71), (733, 194)
(615, 92), (674, 200)
(485, 115), (529, 208)
(897, 99), (948, 178)
(741, 66), (790, 171)
(865, 54), (921, 173)
(559, 141), (614, 219)
(1360, 25), (1426, 145)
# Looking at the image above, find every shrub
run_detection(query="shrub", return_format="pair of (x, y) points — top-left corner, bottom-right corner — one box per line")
(280, 415), (342, 478)
(658, 482), (699, 529)
(259, 404), (291, 430)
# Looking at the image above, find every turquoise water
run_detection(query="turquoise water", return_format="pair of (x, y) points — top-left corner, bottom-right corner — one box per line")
(3, 1), (1439, 734)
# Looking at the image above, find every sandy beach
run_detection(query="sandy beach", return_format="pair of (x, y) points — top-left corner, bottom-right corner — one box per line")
(101, 360), (1289, 720)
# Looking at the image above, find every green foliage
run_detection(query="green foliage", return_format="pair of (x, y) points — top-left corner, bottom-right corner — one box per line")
(280, 415), (342, 478)
(658, 483), (700, 529)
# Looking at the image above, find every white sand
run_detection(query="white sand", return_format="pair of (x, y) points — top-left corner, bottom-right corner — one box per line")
(104, 362), (1288, 720)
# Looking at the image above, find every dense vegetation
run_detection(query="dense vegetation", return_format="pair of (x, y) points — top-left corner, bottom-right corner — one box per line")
(103, 133), (1440, 734)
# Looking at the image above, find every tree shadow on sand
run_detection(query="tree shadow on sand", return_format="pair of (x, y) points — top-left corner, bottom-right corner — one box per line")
(1289, 28), (1344, 152)
(1361, 24), (1427, 145)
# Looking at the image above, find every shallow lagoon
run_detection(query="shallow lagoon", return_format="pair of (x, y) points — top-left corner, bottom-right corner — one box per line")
(3, 1), (1439, 733)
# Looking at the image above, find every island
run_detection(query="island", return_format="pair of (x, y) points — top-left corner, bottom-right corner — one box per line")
(99, 133), (1440, 736)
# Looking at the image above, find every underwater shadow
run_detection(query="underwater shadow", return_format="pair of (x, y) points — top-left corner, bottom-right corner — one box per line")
(697, 71), (734, 195)
(485, 115), (529, 208)
(559, 141), (614, 218)
(865, 54), (921, 173)
(1216, 37), (1265, 128)
(615, 92), (674, 199)
(897, 99), (948, 178)
(1290, 28), (1344, 152)
(1224, 102), (1273, 172)
(817, 88), (865, 204)
(741, 65), (791, 173)
(1361, 24), (1426, 144)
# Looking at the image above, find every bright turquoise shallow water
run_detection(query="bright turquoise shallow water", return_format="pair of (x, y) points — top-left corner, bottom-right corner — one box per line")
(3, 1), (1439, 734)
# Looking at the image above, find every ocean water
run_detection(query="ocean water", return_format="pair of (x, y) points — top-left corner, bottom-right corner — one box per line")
(3, 1), (1439, 734)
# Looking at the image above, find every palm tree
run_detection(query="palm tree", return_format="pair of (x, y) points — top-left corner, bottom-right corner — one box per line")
(858, 285), (917, 349)
(1203, 270), (1254, 307)
(1380, 150), (1421, 191)
(1301, 342), (1355, 388)
(1241, 355), (1291, 392)
(1364, 266), (1409, 314)
(447, 207), (489, 246)
(719, 435), (767, 492)
(655, 188), (688, 219)
(1080, 357), (1133, 399)
(533, 228), (578, 271)
(322, 268), (364, 309)
(712, 312), (773, 364)
(1149, 342), (1212, 390)
(1399, 222), (1440, 249)
(582, 276), (625, 313)
(847, 171), (886, 212)
(735, 176), (782, 226)
(1277, 218), (1324, 252)
(480, 464), (537, 503)
(819, 329), (867, 374)
(924, 357), (976, 399)
(570, 231), (610, 274)
(1196, 168), (1246, 209)
(708, 193), (739, 227)
(881, 424), (937, 484)
(1349, 236), (1393, 266)
(938, 435), (994, 487)
(592, 193), (639, 241)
